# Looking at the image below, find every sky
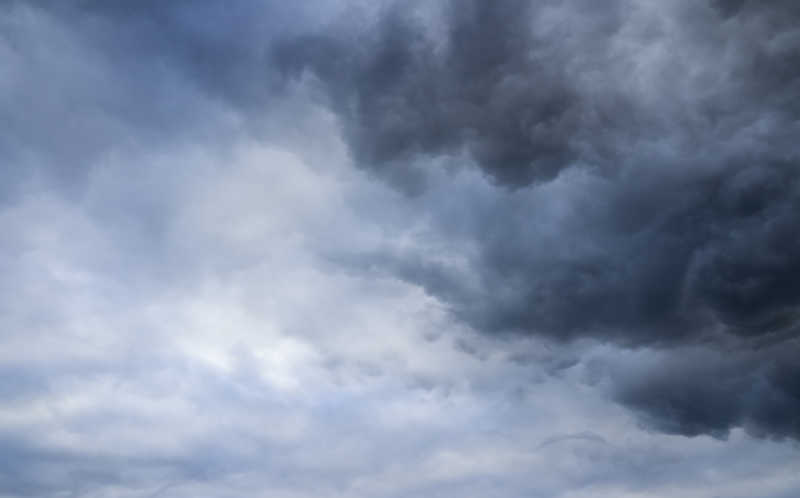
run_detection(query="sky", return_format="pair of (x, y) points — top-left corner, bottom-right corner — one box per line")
(1, 0), (799, 496)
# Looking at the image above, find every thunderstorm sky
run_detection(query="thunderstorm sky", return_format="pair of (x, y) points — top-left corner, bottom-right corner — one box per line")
(1, 1), (800, 497)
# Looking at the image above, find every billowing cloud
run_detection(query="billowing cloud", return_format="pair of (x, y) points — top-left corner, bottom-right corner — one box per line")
(609, 343), (800, 440)
(274, 0), (800, 441)
(2, 0), (800, 496)
(274, 0), (605, 190)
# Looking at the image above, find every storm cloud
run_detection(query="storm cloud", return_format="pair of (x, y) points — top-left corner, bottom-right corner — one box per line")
(274, 0), (613, 190)
(275, 0), (800, 440)
(2, 0), (800, 496)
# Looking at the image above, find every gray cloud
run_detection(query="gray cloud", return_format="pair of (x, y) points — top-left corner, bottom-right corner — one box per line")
(273, 0), (619, 191)
(611, 343), (800, 440)
(0, 0), (336, 204)
(273, 0), (800, 440)
(3, 0), (800, 495)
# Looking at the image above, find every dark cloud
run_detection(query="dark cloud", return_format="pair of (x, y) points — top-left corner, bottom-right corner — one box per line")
(275, 0), (800, 440)
(274, 0), (632, 191)
(455, 159), (800, 345)
(274, 0), (800, 187)
(611, 342), (800, 440)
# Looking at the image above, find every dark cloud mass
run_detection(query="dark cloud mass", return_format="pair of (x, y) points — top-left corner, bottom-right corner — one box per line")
(274, 0), (613, 190)
(275, 0), (800, 440)
(612, 342), (800, 440)
(3, 0), (800, 494)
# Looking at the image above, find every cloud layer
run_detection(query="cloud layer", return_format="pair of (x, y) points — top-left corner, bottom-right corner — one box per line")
(1, 0), (799, 496)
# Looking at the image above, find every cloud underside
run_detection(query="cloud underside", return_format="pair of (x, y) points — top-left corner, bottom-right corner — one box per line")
(2, 0), (800, 496)
(275, 0), (800, 440)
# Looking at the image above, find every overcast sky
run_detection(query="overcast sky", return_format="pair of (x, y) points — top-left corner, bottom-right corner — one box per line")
(2, 1), (800, 497)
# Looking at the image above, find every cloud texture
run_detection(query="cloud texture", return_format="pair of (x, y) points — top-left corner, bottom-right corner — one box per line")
(1, 0), (800, 496)
(275, 0), (800, 440)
